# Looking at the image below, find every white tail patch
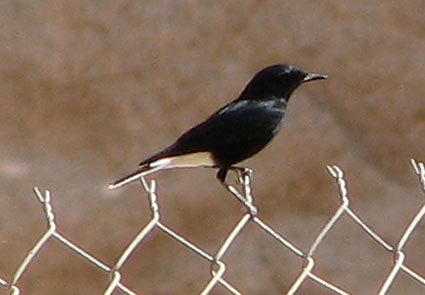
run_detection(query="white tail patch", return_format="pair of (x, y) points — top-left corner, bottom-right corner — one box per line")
(150, 152), (216, 169)
(149, 158), (172, 167)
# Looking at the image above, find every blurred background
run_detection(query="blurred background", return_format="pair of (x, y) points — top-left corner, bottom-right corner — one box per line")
(1, 0), (425, 294)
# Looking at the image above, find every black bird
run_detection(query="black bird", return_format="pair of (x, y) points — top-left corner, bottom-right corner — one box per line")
(109, 64), (327, 189)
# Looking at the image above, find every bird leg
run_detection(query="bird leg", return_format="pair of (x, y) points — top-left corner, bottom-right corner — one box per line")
(217, 167), (257, 215)
(216, 168), (229, 184)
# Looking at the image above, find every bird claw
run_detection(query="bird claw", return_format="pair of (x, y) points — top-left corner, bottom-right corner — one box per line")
(233, 167), (252, 184)
(241, 167), (253, 177)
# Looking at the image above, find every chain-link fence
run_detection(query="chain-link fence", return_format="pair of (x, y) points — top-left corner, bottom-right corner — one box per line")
(1, 159), (425, 295)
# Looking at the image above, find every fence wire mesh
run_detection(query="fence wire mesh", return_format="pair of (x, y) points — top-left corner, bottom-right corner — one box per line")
(1, 159), (425, 295)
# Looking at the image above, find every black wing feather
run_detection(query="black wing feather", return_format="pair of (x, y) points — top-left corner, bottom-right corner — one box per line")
(140, 99), (285, 167)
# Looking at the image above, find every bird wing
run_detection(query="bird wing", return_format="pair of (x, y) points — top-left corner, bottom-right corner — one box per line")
(140, 99), (285, 166)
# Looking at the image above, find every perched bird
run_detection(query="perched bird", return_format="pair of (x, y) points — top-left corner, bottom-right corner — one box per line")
(109, 64), (327, 190)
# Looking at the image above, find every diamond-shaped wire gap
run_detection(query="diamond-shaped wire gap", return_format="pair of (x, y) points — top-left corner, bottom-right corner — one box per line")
(159, 196), (249, 255)
(11, 237), (108, 294)
(305, 212), (394, 295)
(76, 189), (153, 257)
(153, 177), (254, 254)
(115, 223), (220, 294)
(214, 219), (306, 295)
(50, 191), (151, 295)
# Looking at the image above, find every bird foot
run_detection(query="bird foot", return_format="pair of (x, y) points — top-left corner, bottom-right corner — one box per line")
(219, 166), (257, 215)
(231, 166), (252, 185)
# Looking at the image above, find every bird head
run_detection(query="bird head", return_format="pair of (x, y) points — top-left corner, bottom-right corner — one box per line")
(238, 64), (327, 101)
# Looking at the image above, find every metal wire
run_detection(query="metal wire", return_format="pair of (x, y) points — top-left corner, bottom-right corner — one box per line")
(1, 159), (425, 294)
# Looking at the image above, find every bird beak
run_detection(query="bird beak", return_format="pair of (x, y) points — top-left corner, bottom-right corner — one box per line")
(303, 72), (328, 82)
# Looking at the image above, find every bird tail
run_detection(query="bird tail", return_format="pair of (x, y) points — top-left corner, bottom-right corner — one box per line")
(108, 151), (216, 190)
(108, 163), (166, 190)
